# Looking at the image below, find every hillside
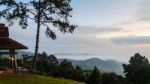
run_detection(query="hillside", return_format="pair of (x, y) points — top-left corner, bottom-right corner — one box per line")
(0, 74), (80, 84)
(17, 51), (125, 75)
(59, 58), (124, 75)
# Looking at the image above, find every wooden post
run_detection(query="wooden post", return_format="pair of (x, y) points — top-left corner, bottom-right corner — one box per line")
(13, 49), (18, 73)
(9, 49), (18, 73)
(9, 49), (14, 71)
(13, 50), (18, 73)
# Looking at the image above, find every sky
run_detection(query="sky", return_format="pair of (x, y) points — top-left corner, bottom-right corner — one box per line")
(1, 0), (150, 62)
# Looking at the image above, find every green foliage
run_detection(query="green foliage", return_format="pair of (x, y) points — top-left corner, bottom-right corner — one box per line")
(72, 66), (86, 82)
(58, 59), (86, 82)
(21, 53), (128, 83)
(24, 52), (85, 82)
(35, 52), (59, 76)
(36, 52), (50, 72)
(0, 0), (76, 35)
(86, 66), (101, 84)
(123, 53), (150, 84)
(17, 59), (23, 67)
(22, 55), (33, 69)
(0, 57), (11, 68)
(101, 72), (124, 84)
(47, 55), (59, 77)
(0, 74), (80, 84)
(59, 59), (74, 78)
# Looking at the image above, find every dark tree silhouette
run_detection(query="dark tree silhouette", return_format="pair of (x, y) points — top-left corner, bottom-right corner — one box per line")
(35, 52), (59, 74)
(47, 55), (59, 77)
(86, 66), (101, 84)
(123, 53), (150, 84)
(0, 0), (76, 69)
(73, 66), (85, 82)
(48, 55), (59, 66)
(102, 72), (124, 84)
(0, 57), (11, 68)
(59, 59), (74, 78)
(36, 52), (49, 72)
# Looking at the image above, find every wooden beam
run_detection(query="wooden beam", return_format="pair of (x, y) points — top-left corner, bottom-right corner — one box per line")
(0, 52), (17, 54)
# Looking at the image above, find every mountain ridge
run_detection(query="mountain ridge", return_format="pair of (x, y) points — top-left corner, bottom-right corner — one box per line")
(58, 58), (124, 75)
(17, 51), (125, 75)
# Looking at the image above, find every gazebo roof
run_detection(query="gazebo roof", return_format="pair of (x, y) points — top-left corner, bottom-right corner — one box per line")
(0, 37), (28, 49)
(0, 24), (28, 50)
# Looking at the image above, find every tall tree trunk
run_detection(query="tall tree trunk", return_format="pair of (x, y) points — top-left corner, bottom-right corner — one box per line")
(33, 20), (40, 69)
(33, 0), (41, 69)
(33, 13), (41, 69)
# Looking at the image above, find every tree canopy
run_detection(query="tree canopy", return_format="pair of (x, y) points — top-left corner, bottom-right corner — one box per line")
(86, 66), (101, 84)
(123, 53), (150, 84)
(0, 0), (76, 69)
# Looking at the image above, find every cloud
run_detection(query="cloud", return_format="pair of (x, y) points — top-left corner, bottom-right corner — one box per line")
(130, 44), (150, 49)
(4, 23), (150, 62)
(136, 0), (150, 21)
(78, 26), (122, 33)
(72, 26), (123, 38)
(111, 36), (150, 45)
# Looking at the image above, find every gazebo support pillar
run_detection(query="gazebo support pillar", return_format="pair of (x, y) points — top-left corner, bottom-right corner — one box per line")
(10, 49), (18, 73)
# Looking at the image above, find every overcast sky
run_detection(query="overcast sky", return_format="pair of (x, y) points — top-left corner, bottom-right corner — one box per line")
(2, 0), (150, 62)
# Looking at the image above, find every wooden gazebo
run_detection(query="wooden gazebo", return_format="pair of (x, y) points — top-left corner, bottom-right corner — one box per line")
(0, 23), (28, 73)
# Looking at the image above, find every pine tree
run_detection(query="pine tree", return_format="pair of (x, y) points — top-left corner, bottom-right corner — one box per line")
(86, 66), (101, 84)
(123, 53), (150, 84)
(0, 0), (76, 69)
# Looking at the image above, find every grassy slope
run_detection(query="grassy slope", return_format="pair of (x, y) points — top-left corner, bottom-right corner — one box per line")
(0, 74), (80, 84)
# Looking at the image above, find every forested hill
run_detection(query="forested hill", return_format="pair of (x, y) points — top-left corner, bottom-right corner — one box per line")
(58, 58), (124, 75)
(17, 51), (124, 75)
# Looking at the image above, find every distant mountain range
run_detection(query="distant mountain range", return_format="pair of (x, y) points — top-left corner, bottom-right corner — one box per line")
(58, 58), (124, 75)
(17, 51), (34, 59)
(17, 51), (125, 75)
